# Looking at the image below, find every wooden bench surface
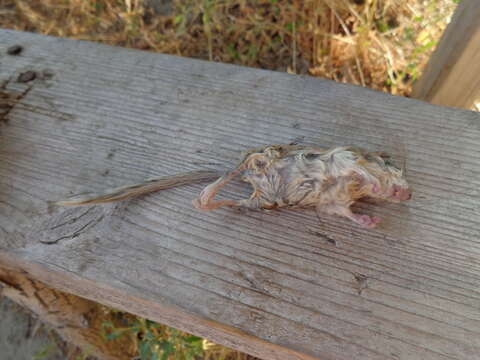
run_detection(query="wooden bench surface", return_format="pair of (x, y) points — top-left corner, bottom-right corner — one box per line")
(1, 29), (480, 360)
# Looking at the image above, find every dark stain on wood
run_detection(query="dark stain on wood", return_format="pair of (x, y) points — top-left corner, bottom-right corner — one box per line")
(307, 228), (337, 246)
(353, 273), (368, 295)
(17, 71), (36, 83)
(7, 45), (23, 56)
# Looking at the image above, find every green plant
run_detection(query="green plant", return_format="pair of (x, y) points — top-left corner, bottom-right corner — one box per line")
(102, 317), (204, 360)
(33, 343), (59, 360)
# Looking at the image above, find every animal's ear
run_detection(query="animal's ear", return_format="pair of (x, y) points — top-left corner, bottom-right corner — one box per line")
(238, 145), (267, 165)
(370, 151), (391, 159)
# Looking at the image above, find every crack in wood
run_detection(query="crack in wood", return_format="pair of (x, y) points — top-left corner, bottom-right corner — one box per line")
(1, 70), (71, 125)
(49, 207), (95, 231)
(0, 78), (33, 123)
(40, 213), (105, 245)
(12, 101), (75, 122)
(353, 273), (368, 295)
(0, 275), (24, 293)
(306, 228), (337, 246)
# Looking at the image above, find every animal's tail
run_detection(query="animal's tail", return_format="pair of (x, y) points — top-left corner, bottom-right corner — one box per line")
(54, 170), (221, 206)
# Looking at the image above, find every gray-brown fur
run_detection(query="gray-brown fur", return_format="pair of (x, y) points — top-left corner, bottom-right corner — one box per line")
(194, 145), (411, 228)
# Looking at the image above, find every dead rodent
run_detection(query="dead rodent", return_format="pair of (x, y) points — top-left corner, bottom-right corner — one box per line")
(55, 144), (411, 228)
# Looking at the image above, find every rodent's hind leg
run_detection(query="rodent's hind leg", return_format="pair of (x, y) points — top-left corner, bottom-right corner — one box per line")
(193, 197), (262, 211)
(193, 198), (240, 210)
(193, 167), (246, 211)
(317, 204), (381, 228)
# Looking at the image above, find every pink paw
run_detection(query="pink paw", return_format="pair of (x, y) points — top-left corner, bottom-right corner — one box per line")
(353, 214), (381, 228)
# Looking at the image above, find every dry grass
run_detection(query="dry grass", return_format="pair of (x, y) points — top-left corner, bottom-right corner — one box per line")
(99, 306), (254, 360)
(0, 0), (457, 359)
(0, 0), (456, 96)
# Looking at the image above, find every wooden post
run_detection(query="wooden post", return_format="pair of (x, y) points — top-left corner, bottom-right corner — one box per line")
(412, 0), (480, 109)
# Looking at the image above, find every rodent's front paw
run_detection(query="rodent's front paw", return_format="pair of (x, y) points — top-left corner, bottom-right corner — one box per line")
(352, 214), (381, 228)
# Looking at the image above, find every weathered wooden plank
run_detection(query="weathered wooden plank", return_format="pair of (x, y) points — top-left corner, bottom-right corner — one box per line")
(1, 29), (480, 360)
(412, 0), (480, 109)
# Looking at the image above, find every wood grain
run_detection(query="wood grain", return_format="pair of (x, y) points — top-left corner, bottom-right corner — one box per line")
(1, 29), (480, 360)
(412, 0), (480, 109)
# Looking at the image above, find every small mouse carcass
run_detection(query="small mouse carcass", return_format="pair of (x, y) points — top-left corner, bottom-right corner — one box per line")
(193, 145), (411, 228)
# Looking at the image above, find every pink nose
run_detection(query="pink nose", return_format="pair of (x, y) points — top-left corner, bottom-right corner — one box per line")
(394, 187), (412, 201)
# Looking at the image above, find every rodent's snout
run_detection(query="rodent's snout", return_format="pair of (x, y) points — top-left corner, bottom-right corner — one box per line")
(392, 185), (412, 201)
(372, 183), (411, 201)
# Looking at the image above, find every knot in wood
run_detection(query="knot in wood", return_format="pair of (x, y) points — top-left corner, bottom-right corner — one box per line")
(36, 207), (105, 245)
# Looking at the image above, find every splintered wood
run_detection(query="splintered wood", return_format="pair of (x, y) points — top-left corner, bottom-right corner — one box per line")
(1, 29), (480, 360)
